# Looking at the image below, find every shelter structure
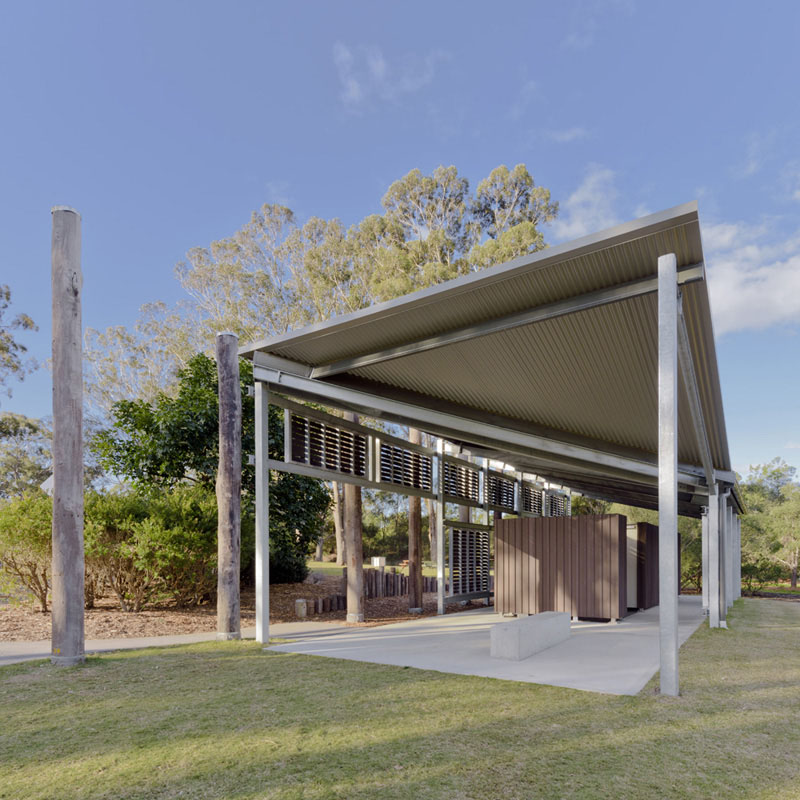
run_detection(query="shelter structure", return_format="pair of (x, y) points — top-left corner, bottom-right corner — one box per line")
(241, 201), (743, 696)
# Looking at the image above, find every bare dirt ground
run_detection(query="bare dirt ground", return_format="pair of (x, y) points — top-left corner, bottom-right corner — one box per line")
(0, 575), (480, 642)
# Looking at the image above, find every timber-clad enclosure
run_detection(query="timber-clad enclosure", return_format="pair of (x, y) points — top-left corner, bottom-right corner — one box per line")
(242, 202), (746, 696)
(628, 522), (661, 610)
(495, 516), (628, 621)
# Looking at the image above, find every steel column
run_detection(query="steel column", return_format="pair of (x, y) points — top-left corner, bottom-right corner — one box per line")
(657, 252), (679, 696)
(735, 516), (742, 599)
(435, 438), (446, 615)
(255, 382), (270, 643)
(708, 484), (721, 628)
(718, 491), (729, 624)
(701, 507), (709, 612)
(726, 500), (734, 609)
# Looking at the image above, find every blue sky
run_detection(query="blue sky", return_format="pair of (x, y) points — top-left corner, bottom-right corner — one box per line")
(2, 0), (798, 478)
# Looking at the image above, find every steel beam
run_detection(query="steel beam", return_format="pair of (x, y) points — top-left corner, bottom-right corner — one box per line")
(254, 382), (270, 643)
(657, 252), (679, 697)
(253, 366), (708, 491)
(677, 305), (715, 488)
(311, 264), (705, 379)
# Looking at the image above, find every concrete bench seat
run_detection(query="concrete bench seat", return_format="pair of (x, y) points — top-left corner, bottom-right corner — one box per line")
(490, 611), (571, 661)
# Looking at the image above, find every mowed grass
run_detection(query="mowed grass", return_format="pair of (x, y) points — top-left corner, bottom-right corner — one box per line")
(2, 599), (799, 800)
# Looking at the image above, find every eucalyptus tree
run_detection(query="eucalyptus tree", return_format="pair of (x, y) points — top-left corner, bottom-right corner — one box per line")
(0, 285), (37, 401)
(85, 163), (559, 577)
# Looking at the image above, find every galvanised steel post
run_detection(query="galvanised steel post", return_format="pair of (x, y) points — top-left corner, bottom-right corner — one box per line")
(657, 252), (679, 696)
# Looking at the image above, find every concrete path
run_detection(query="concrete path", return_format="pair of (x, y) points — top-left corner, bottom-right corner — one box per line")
(2, 598), (706, 695)
(0, 621), (340, 667)
(268, 596), (706, 695)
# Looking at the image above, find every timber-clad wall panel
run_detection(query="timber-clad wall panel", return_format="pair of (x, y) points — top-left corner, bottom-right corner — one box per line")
(634, 522), (660, 609)
(495, 515), (628, 620)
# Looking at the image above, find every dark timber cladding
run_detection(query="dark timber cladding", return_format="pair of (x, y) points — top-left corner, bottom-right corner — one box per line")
(495, 516), (627, 621)
(631, 522), (660, 610)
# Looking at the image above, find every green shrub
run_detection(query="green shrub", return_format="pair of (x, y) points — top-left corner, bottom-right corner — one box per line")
(0, 491), (52, 611)
(84, 490), (154, 611)
(741, 558), (786, 595)
(85, 486), (218, 610)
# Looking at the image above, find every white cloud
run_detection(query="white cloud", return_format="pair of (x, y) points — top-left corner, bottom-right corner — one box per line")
(781, 160), (800, 202)
(785, 442), (800, 450)
(332, 42), (448, 110)
(550, 164), (620, 241)
(508, 80), (538, 121)
(264, 180), (290, 206)
(704, 219), (800, 335)
(545, 126), (588, 143)
(633, 203), (652, 218)
(562, 0), (634, 49)
(736, 131), (777, 178)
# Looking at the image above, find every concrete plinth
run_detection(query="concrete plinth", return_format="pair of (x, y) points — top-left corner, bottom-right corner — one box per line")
(490, 611), (570, 660)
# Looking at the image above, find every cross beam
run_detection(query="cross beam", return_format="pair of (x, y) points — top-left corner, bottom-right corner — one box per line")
(253, 361), (711, 492)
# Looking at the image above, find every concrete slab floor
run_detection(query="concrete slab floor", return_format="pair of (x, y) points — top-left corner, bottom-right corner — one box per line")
(267, 595), (706, 695)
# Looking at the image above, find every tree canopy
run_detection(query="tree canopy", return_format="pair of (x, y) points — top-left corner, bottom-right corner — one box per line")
(0, 413), (51, 499)
(84, 163), (557, 410)
(0, 285), (37, 402)
(92, 353), (330, 583)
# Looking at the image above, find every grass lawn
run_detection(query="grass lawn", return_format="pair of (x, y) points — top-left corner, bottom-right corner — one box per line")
(2, 598), (799, 799)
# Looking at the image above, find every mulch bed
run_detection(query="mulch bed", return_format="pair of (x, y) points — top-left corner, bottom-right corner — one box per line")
(0, 574), (482, 642)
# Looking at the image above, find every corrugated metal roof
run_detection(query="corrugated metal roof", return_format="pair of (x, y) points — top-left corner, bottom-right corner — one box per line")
(241, 201), (735, 514)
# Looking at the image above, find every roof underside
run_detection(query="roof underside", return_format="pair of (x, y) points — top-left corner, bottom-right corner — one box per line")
(242, 202), (737, 518)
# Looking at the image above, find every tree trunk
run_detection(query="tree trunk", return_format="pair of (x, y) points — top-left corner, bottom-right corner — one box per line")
(332, 481), (346, 565)
(792, 564), (798, 589)
(315, 535), (324, 563)
(215, 332), (241, 640)
(50, 207), (85, 666)
(408, 428), (423, 612)
(342, 413), (364, 622)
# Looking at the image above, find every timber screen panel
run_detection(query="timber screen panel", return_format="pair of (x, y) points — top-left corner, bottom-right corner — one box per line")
(449, 528), (491, 597)
(378, 444), (433, 492)
(289, 413), (367, 477)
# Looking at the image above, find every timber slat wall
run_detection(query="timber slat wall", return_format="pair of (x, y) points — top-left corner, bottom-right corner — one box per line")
(495, 515), (627, 620)
(342, 568), (440, 600)
(633, 522), (659, 609)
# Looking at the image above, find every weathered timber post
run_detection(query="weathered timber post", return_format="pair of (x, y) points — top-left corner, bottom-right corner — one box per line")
(215, 332), (241, 640)
(50, 206), (85, 666)
(343, 412), (364, 622)
(408, 428), (423, 613)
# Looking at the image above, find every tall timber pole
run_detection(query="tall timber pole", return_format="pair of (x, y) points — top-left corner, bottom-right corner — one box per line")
(216, 332), (242, 640)
(50, 206), (85, 666)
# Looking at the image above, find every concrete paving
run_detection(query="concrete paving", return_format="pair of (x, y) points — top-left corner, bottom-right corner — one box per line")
(268, 596), (706, 695)
(2, 598), (705, 695)
(0, 621), (341, 667)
